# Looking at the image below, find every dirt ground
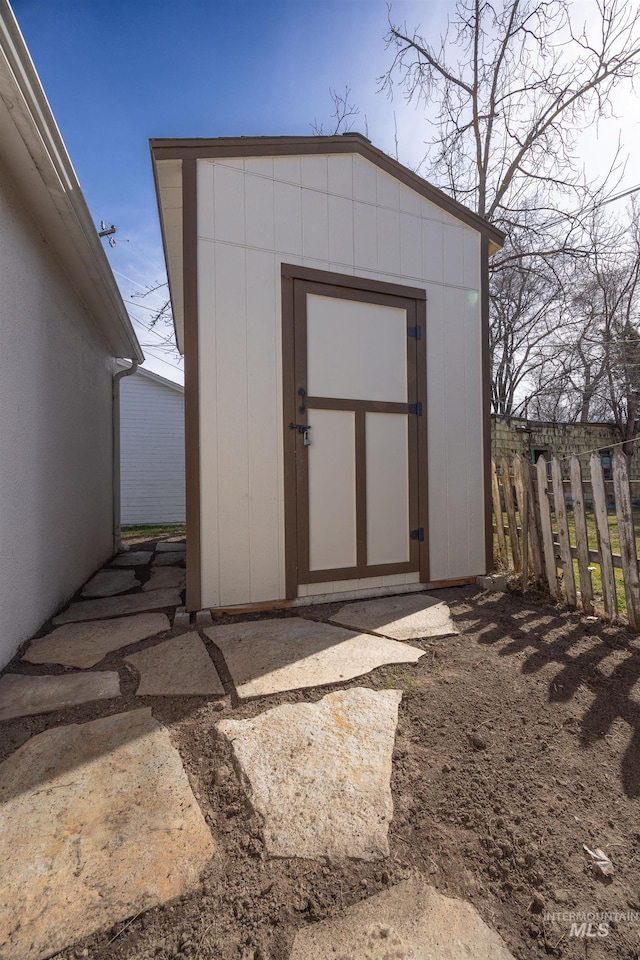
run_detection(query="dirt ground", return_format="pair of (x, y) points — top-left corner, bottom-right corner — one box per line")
(5, 548), (640, 960)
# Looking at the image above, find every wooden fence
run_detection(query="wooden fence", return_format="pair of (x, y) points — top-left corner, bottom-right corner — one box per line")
(492, 450), (640, 629)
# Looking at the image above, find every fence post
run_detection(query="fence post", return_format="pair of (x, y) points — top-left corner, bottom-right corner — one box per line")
(551, 457), (577, 606)
(500, 456), (521, 572)
(612, 450), (640, 630)
(491, 459), (508, 567)
(536, 456), (558, 598)
(569, 455), (594, 615)
(590, 452), (618, 622)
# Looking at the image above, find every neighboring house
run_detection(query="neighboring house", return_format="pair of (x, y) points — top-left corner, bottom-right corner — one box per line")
(492, 415), (639, 479)
(117, 362), (185, 525)
(0, 0), (143, 668)
(150, 134), (505, 612)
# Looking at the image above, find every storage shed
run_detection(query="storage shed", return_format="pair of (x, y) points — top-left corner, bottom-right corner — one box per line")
(150, 134), (504, 613)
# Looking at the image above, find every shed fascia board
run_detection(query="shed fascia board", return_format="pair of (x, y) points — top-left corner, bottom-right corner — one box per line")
(150, 133), (506, 247)
(116, 360), (184, 394)
(0, 0), (143, 362)
(150, 134), (505, 353)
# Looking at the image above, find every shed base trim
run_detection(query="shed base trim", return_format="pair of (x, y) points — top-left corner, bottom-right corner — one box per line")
(201, 578), (475, 617)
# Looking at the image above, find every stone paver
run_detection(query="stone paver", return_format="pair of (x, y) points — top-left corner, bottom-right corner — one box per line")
(52, 589), (182, 625)
(289, 877), (516, 960)
(109, 551), (153, 567)
(0, 672), (120, 721)
(331, 593), (459, 641)
(0, 708), (216, 960)
(155, 552), (186, 566)
(81, 568), (140, 598)
(23, 613), (170, 668)
(156, 541), (186, 553)
(218, 688), (401, 860)
(142, 566), (186, 592)
(126, 633), (224, 696)
(205, 617), (423, 699)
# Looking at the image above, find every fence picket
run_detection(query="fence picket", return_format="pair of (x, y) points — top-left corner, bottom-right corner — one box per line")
(550, 457), (577, 606)
(569, 455), (594, 615)
(536, 457), (558, 598)
(500, 456), (521, 572)
(491, 459), (508, 567)
(612, 450), (640, 630)
(520, 456), (544, 582)
(590, 452), (618, 621)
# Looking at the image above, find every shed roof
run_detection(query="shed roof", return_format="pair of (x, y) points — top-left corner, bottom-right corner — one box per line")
(0, 0), (143, 362)
(150, 134), (506, 353)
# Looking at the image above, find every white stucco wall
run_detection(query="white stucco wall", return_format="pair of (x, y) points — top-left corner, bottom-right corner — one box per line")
(195, 152), (485, 608)
(120, 370), (185, 524)
(0, 163), (116, 668)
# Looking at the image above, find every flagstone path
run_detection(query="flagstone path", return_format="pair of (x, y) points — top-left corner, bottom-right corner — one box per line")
(126, 632), (225, 696)
(0, 708), (216, 960)
(218, 687), (402, 860)
(0, 540), (510, 959)
(81, 568), (140, 598)
(23, 612), (170, 668)
(289, 876), (515, 960)
(0, 671), (120, 721)
(331, 592), (459, 640)
(204, 616), (424, 699)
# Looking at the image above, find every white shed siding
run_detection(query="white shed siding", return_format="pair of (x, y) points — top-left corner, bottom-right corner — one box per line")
(120, 371), (185, 525)
(0, 166), (116, 667)
(196, 153), (484, 608)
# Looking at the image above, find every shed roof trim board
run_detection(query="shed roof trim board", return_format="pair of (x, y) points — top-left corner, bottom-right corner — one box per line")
(150, 134), (504, 354)
(0, 0), (143, 362)
(150, 134), (504, 245)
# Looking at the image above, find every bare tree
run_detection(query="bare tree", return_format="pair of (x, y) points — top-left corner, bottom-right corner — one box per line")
(311, 87), (361, 136)
(381, 0), (640, 415)
(568, 205), (640, 449)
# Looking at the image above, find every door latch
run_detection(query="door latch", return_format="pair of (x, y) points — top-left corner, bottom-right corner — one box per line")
(289, 422), (312, 445)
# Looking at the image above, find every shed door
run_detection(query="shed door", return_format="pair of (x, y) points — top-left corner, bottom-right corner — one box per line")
(283, 273), (428, 592)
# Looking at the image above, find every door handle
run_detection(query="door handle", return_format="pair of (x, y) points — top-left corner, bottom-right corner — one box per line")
(298, 387), (306, 414)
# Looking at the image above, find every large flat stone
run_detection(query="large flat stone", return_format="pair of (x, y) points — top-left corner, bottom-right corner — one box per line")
(156, 541), (186, 553)
(331, 593), (459, 641)
(0, 708), (216, 960)
(0, 672), (120, 721)
(204, 617), (423, 699)
(143, 566), (186, 592)
(126, 633), (224, 696)
(81, 569), (140, 598)
(218, 688), (401, 860)
(109, 551), (153, 567)
(23, 613), (170, 668)
(155, 552), (186, 566)
(289, 877), (515, 959)
(52, 589), (182, 625)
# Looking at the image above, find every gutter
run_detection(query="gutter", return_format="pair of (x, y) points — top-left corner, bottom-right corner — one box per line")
(112, 361), (139, 554)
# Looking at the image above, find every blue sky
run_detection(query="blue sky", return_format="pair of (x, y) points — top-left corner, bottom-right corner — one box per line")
(10, 0), (639, 381)
(13, 0), (427, 381)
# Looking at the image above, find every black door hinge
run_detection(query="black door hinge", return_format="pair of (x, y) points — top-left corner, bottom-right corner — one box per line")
(410, 528), (425, 542)
(407, 325), (422, 340)
(408, 402), (423, 416)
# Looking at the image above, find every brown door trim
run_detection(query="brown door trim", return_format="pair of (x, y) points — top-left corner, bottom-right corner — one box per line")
(281, 263), (428, 591)
(282, 273), (298, 599)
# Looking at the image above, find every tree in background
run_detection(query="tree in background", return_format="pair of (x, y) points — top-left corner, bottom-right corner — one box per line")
(379, 0), (640, 417)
